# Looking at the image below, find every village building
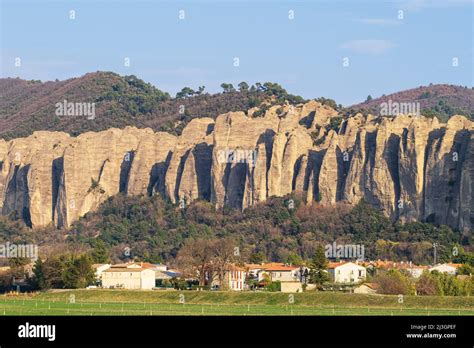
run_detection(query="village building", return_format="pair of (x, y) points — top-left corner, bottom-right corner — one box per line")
(92, 264), (111, 283)
(223, 265), (247, 291)
(327, 262), (366, 284)
(261, 265), (300, 282)
(101, 264), (155, 290)
(429, 263), (462, 275)
(354, 282), (378, 294)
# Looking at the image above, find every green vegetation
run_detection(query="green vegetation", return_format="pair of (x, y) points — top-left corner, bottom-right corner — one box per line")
(374, 270), (416, 295)
(96, 74), (171, 116)
(1, 290), (472, 316)
(308, 245), (329, 286)
(66, 195), (472, 266)
(421, 99), (474, 121)
(1, 194), (469, 267)
(326, 116), (343, 132)
(0, 73), (308, 140)
(29, 254), (95, 290)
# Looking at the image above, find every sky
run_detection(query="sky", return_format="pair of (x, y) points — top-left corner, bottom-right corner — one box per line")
(0, 0), (472, 105)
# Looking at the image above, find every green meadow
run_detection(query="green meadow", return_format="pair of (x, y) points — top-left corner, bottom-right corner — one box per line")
(1, 290), (473, 316)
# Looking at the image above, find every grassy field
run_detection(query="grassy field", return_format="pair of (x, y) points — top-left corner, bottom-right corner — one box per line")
(1, 290), (473, 316)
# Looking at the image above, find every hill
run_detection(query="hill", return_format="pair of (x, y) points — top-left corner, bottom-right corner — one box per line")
(0, 72), (305, 140)
(350, 84), (474, 121)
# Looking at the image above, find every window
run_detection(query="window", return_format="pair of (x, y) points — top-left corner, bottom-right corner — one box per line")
(358, 270), (363, 277)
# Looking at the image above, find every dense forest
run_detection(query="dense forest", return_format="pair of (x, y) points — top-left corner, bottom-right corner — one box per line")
(1, 194), (471, 267)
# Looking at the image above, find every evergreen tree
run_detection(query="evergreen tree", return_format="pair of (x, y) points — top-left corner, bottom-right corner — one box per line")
(32, 258), (47, 290)
(89, 239), (110, 263)
(309, 245), (329, 285)
(62, 254), (95, 289)
(238, 81), (249, 92)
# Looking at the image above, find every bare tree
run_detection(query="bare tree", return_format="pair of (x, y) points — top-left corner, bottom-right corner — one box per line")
(176, 238), (239, 287)
(176, 239), (215, 286)
(213, 238), (238, 289)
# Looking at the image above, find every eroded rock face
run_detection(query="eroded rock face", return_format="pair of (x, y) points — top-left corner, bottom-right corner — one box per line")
(0, 102), (472, 231)
(164, 118), (214, 204)
(459, 131), (474, 232)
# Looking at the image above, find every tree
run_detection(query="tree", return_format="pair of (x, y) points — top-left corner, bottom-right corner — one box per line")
(366, 95), (373, 102)
(374, 270), (413, 295)
(89, 239), (110, 263)
(238, 81), (249, 92)
(176, 87), (195, 99)
(213, 238), (238, 290)
(249, 252), (265, 264)
(43, 256), (66, 289)
(457, 264), (473, 275)
(308, 245), (329, 285)
(196, 86), (206, 95)
(220, 83), (235, 93)
(415, 271), (442, 295)
(62, 254), (95, 289)
(176, 239), (216, 286)
(286, 253), (304, 266)
(32, 258), (47, 290)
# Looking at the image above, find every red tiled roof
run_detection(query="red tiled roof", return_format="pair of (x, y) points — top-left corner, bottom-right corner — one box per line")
(327, 262), (347, 269)
(448, 263), (463, 268)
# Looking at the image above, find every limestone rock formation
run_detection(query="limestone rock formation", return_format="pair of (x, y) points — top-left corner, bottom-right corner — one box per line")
(0, 101), (471, 232)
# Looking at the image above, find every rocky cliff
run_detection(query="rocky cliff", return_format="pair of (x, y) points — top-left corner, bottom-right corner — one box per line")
(0, 101), (472, 231)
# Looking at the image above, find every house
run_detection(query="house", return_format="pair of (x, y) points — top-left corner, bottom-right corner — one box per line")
(403, 264), (429, 278)
(136, 262), (167, 272)
(102, 265), (155, 290)
(261, 265), (300, 282)
(362, 260), (429, 278)
(327, 262), (366, 284)
(354, 282), (378, 294)
(223, 265), (247, 291)
(429, 263), (462, 275)
(92, 264), (111, 283)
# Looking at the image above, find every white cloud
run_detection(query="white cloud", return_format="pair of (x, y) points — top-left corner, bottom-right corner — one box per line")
(340, 40), (395, 55)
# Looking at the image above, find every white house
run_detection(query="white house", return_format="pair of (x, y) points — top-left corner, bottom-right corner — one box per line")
(92, 264), (111, 283)
(405, 265), (429, 278)
(429, 263), (461, 275)
(102, 265), (156, 290)
(327, 262), (366, 284)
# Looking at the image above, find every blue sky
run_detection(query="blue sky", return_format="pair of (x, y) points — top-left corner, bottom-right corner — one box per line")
(1, 0), (472, 105)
